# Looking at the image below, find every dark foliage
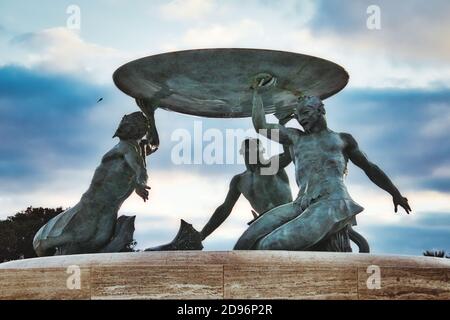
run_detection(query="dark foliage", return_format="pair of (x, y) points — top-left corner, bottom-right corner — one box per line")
(0, 207), (139, 262)
(0, 207), (63, 262)
(423, 249), (447, 258)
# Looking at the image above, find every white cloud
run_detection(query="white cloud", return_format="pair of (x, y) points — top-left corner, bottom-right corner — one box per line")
(4, 4), (448, 89)
(420, 103), (450, 138)
(6, 27), (130, 83)
(282, 29), (450, 89)
(431, 166), (450, 179)
(159, 0), (215, 21)
(163, 15), (450, 89)
(348, 183), (450, 227)
(182, 19), (265, 48)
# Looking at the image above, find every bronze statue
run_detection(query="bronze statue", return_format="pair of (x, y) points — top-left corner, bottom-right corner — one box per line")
(33, 112), (155, 256)
(106, 49), (407, 253)
(204, 136), (371, 252)
(234, 75), (411, 250)
(150, 135), (370, 252)
(200, 138), (293, 240)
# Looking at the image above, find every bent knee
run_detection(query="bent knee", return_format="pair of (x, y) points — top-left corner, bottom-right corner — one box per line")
(233, 236), (254, 250)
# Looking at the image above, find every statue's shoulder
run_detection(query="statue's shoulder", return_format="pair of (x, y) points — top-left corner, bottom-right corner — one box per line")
(117, 140), (140, 153)
(286, 127), (304, 138)
(230, 173), (246, 189)
(338, 132), (358, 148)
(101, 142), (123, 161)
(231, 173), (243, 184)
(102, 141), (137, 162)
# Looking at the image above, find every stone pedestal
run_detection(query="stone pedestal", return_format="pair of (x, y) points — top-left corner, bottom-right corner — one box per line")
(0, 251), (449, 300)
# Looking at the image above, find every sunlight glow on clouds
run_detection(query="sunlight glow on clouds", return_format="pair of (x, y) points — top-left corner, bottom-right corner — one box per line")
(0, 0), (449, 254)
(182, 19), (265, 47)
(160, 0), (215, 21)
(6, 28), (129, 83)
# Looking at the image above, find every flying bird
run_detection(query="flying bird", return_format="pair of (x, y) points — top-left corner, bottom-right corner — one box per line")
(97, 98), (103, 103)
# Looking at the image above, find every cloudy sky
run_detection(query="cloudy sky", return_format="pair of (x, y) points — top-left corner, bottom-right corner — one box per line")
(0, 0), (449, 255)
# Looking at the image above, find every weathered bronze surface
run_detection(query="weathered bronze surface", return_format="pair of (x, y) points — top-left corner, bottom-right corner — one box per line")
(33, 112), (153, 256)
(113, 49), (349, 118)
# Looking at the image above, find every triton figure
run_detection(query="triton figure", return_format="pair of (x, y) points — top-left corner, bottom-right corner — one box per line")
(200, 138), (293, 240)
(33, 111), (156, 256)
(234, 75), (411, 250)
(200, 136), (370, 252)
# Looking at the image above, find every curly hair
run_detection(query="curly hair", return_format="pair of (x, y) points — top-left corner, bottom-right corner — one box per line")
(296, 95), (325, 115)
(113, 112), (149, 140)
(298, 95), (323, 108)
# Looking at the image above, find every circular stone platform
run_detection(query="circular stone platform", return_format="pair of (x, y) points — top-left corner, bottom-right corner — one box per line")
(0, 251), (449, 300)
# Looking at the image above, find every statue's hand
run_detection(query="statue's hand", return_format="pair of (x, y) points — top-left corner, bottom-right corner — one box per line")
(147, 145), (159, 155)
(393, 194), (411, 214)
(136, 184), (151, 202)
(251, 73), (276, 90)
(147, 136), (160, 151)
(140, 139), (158, 156)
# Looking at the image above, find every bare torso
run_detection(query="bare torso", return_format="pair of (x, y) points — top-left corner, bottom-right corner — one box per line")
(238, 169), (292, 214)
(292, 129), (350, 202)
(33, 140), (147, 255)
(233, 130), (361, 250)
(237, 87), (411, 251)
(82, 141), (141, 206)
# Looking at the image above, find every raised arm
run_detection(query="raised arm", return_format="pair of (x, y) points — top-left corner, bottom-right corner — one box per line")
(279, 143), (293, 169)
(252, 89), (299, 145)
(136, 99), (160, 150)
(200, 175), (241, 240)
(342, 133), (411, 214)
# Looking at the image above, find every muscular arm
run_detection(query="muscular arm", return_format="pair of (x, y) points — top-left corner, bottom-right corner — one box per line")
(136, 99), (160, 148)
(146, 111), (160, 149)
(342, 133), (411, 214)
(252, 90), (299, 145)
(277, 144), (292, 169)
(200, 176), (241, 240)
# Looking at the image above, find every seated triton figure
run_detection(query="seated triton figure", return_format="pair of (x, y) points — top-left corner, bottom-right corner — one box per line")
(33, 112), (156, 256)
(200, 138), (293, 240)
(234, 75), (411, 250)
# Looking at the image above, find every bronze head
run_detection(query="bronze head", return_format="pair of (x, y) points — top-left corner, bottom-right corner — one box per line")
(240, 138), (265, 165)
(295, 96), (325, 133)
(113, 112), (149, 140)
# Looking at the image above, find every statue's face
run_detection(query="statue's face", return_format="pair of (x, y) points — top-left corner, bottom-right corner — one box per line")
(295, 97), (325, 132)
